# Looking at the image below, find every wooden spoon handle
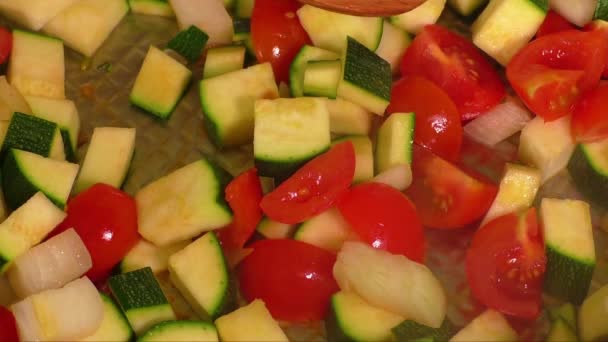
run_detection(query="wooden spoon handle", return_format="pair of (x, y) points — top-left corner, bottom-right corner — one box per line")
(299, 0), (427, 16)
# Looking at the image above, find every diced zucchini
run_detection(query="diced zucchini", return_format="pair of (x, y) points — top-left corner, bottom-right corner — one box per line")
(375, 113), (415, 174)
(109, 267), (176, 336)
(0, 192), (66, 272)
(200, 63), (279, 148)
(73, 127), (136, 194)
(169, 0), (233, 46)
(325, 98), (372, 136)
(303, 59), (341, 99)
(8, 30), (65, 99)
(375, 21), (411, 75)
(168, 232), (233, 319)
(203, 45), (246, 79)
(448, 0), (488, 16)
(578, 284), (608, 342)
(372, 164), (413, 192)
(253, 98), (330, 181)
(0, 76), (31, 121)
(167, 25), (209, 63)
(290, 45), (340, 98)
(596, 1), (608, 20)
(568, 137), (608, 209)
(390, 0), (447, 34)
(235, 0), (255, 18)
(333, 136), (374, 183)
(214, 299), (288, 342)
(472, 0), (548, 65)
(43, 0), (129, 57)
(294, 207), (353, 252)
(256, 217), (296, 239)
(2, 112), (65, 161)
(326, 291), (404, 342)
(136, 159), (233, 246)
(550, 0), (596, 27)
(391, 319), (455, 342)
(24, 96), (80, 162)
(130, 46), (192, 120)
(548, 303), (577, 330)
(81, 293), (134, 342)
(140, 320), (219, 342)
(546, 317), (578, 342)
(450, 310), (518, 342)
(519, 115), (575, 183)
(129, 0), (175, 17)
(540, 198), (595, 304)
(2, 149), (79, 210)
(232, 18), (251, 42)
(337, 37), (392, 115)
(120, 239), (189, 274)
(481, 163), (541, 226)
(0, 0), (78, 30)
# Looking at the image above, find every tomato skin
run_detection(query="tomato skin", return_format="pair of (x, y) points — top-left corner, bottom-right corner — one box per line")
(260, 141), (356, 224)
(0, 306), (19, 342)
(239, 239), (339, 321)
(405, 145), (497, 229)
(583, 21), (608, 78)
(536, 10), (576, 37)
(507, 29), (607, 121)
(337, 182), (425, 262)
(0, 27), (11, 65)
(571, 83), (608, 142)
(217, 168), (263, 250)
(387, 76), (463, 162)
(466, 208), (546, 320)
(400, 25), (506, 121)
(51, 184), (139, 282)
(251, 0), (311, 83)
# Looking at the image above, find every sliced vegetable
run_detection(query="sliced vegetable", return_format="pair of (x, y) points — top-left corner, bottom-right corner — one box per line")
(0, 0), (77, 31)
(169, 0), (233, 46)
(546, 317), (577, 342)
(550, 0), (595, 27)
(203, 45), (246, 79)
(375, 112), (415, 174)
(1, 112), (65, 161)
(568, 138), (608, 209)
(390, 0), (446, 34)
(81, 293), (133, 342)
(0, 26), (10, 65)
(571, 82), (608, 142)
(0, 274), (16, 306)
(294, 207), (353, 252)
(302, 59), (341, 99)
(290, 45), (339, 97)
(0, 76), (31, 121)
(325, 98), (372, 136)
(391, 318), (455, 342)
(536, 10), (576, 37)
(578, 284), (608, 342)
(333, 135), (374, 183)
(450, 310), (518, 342)
(371, 163), (412, 191)
(447, 0), (488, 16)
(128, 0), (175, 17)
(256, 218), (295, 240)
(375, 21), (411, 75)
(140, 320), (219, 342)
(236, 0), (255, 18)
(167, 25), (209, 63)
(0, 306), (18, 342)
(548, 303), (577, 330)
(215, 300), (288, 341)
(120, 239), (189, 274)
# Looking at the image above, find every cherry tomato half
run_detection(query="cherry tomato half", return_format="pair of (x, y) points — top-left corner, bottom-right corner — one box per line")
(51, 184), (139, 282)
(536, 10), (576, 38)
(571, 83), (608, 142)
(0, 27), (11, 65)
(0, 306), (19, 342)
(239, 239), (339, 321)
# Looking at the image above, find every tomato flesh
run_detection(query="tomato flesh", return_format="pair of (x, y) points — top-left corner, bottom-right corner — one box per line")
(239, 239), (339, 321)
(536, 10), (576, 37)
(466, 208), (546, 320)
(51, 184), (139, 282)
(571, 83), (608, 142)
(0, 27), (11, 65)
(400, 25), (505, 121)
(260, 141), (355, 224)
(0, 306), (19, 342)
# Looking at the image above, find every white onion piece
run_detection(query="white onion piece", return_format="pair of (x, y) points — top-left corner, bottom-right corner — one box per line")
(550, 0), (596, 27)
(464, 98), (532, 147)
(8, 228), (92, 298)
(11, 297), (43, 341)
(371, 163), (413, 191)
(169, 0), (233, 46)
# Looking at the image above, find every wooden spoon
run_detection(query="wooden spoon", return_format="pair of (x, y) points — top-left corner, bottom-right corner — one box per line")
(299, 0), (427, 16)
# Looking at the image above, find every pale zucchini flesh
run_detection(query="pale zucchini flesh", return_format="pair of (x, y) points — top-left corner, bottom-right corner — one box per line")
(390, 0), (447, 34)
(0, 0), (79, 31)
(289, 45), (339, 97)
(333, 135), (374, 183)
(129, 0), (175, 18)
(375, 113), (415, 174)
(214, 300), (288, 342)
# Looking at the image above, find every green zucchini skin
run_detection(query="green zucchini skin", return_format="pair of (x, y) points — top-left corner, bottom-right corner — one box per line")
(568, 144), (608, 209)
(1, 112), (58, 158)
(544, 245), (595, 305)
(391, 319), (455, 342)
(167, 25), (209, 63)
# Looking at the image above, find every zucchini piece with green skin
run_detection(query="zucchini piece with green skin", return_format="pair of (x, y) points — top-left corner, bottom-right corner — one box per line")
(253, 98), (331, 181)
(375, 21), (411, 75)
(450, 310), (518, 342)
(0, 0), (78, 31)
(390, 0), (447, 34)
(303, 59), (342, 99)
(120, 239), (189, 274)
(447, 0), (488, 16)
(579, 284), (608, 342)
(232, 18), (250, 42)
(0, 192), (66, 273)
(214, 299), (288, 341)
(130, 46), (192, 120)
(326, 291), (404, 342)
(109, 267), (176, 336)
(333, 135), (373, 183)
(139, 320), (219, 342)
(568, 138), (608, 209)
(297, 5), (383, 53)
(337, 37), (392, 115)
(290, 45), (339, 97)
(203, 45), (246, 79)
(82, 293), (134, 342)
(596, 3), (608, 21)
(128, 0), (175, 17)
(472, 0), (548, 65)
(375, 112), (415, 174)
(325, 98), (372, 136)
(546, 318), (578, 342)
(235, 0), (255, 18)
(1, 112), (65, 161)
(167, 25), (209, 63)
(168, 232), (234, 320)
(294, 207), (353, 252)
(73, 127), (136, 194)
(540, 198), (595, 304)
(391, 319), (455, 342)
(200, 63), (279, 148)
(136, 158), (233, 246)
(2, 149), (79, 210)
(24, 96), (80, 162)
(256, 217), (296, 239)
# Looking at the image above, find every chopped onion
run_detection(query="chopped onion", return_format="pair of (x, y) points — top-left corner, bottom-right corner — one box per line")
(11, 297), (43, 341)
(371, 163), (412, 191)
(550, 0), (596, 27)
(464, 98), (532, 147)
(8, 228), (92, 298)
(169, 0), (233, 46)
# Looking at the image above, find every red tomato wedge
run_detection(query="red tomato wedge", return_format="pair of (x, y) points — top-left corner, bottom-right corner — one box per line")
(584, 21), (608, 78)
(405, 145), (497, 229)
(536, 10), (576, 37)
(337, 182), (425, 262)
(387, 76), (463, 162)
(507, 29), (607, 121)
(400, 24), (505, 121)
(466, 208), (546, 320)
(239, 239), (339, 321)
(0, 306), (19, 342)
(571, 83), (608, 142)
(251, 0), (311, 83)
(51, 184), (139, 282)
(217, 168), (263, 250)
(0, 27), (11, 65)
(260, 141), (355, 224)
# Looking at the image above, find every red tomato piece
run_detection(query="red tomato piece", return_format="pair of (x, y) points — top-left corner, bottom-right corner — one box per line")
(217, 168), (263, 250)
(251, 0), (311, 83)
(571, 83), (608, 142)
(584, 21), (608, 78)
(466, 208), (546, 320)
(51, 184), (139, 282)
(507, 29), (607, 121)
(0, 306), (19, 342)
(400, 24), (506, 121)
(405, 145), (497, 229)
(260, 141), (355, 224)
(337, 182), (425, 262)
(536, 10), (576, 37)
(0, 27), (11, 65)
(239, 239), (339, 321)
(386, 76), (463, 162)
